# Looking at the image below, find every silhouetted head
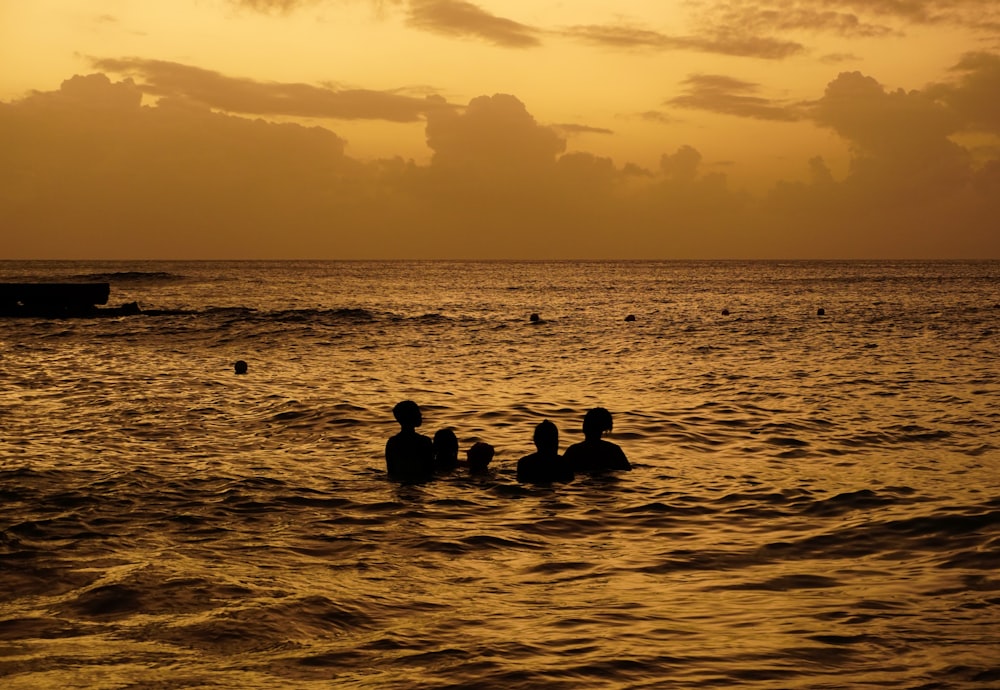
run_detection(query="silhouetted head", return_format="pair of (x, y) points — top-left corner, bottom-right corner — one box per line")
(392, 400), (422, 428)
(533, 420), (559, 454)
(582, 407), (613, 441)
(433, 428), (459, 459)
(234, 360), (248, 375)
(529, 313), (540, 323)
(466, 442), (494, 472)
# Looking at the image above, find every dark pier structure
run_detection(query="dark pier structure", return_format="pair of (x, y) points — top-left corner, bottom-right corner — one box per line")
(0, 283), (140, 318)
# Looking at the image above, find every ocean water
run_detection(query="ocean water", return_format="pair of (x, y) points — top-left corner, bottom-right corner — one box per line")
(1, 260), (998, 689)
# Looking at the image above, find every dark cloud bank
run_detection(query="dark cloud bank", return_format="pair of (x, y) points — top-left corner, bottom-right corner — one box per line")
(1, 54), (998, 258)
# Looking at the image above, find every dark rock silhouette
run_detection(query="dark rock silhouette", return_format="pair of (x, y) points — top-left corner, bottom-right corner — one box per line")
(0, 283), (144, 318)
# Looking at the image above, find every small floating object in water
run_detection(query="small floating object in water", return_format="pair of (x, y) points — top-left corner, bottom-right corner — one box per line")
(817, 308), (826, 316)
(624, 314), (636, 322)
(529, 313), (541, 323)
(721, 308), (730, 316)
(234, 360), (248, 375)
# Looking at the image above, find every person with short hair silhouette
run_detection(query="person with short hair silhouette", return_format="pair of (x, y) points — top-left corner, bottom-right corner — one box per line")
(385, 400), (434, 483)
(234, 360), (248, 375)
(563, 407), (632, 474)
(432, 427), (460, 473)
(517, 420), (573, 484)
(464, 441), (495, 474)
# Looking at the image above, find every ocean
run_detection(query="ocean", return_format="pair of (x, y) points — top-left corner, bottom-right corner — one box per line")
(1, 260), (998, 688)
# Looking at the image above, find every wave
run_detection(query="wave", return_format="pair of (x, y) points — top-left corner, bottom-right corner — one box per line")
(68, 271), (186, 283)
(135, 306), (379, 321)
(133, 306), (468, 328)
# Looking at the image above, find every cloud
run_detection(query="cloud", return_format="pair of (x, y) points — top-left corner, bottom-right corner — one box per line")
(638, 110), (681, 124)
(820, 52), (862, 64)
(695, 4), (896, 38)
(806, 70), (992, 240)
(552, 123), (614, 136)
(563, 24), (803, 60)
(810, 71), (973, 201)
(668, 74), (804, 121)
(665, 51), (1000, 139)
(1, 70), (997, 259)
(226, 0), (542, 47)
(0, 73), (367, 257)
(25, 72), (144, 111)
(227, 0), (323, 13)
(825, 0), (1000, 28)
(927, 52), (1000, 134)
(660, 145), (703, 182)
(812, 71), (963, 157)
(555, 151), (616, 182)
(92, 57), (452, 122)
(406, 0), (541, 47)
(757, 65), (999, 256)
(693, 0), (1000, 32)
(425, 93), (565, 172)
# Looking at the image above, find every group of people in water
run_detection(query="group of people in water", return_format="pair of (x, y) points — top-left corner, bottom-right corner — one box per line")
(385, 400), (632, 484)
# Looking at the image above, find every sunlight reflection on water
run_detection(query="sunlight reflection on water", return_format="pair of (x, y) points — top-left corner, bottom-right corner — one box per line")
(1, 260), (998, 688)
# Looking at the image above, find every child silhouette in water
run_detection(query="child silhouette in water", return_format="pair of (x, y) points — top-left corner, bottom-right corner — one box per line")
(563, 407), (632, 474)
(385, 400), (435, 483)
(432, 428), (460, 473)
(464, 442), (495, 474)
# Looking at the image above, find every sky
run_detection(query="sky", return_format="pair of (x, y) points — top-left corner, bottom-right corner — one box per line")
(1, 0), (999, 259)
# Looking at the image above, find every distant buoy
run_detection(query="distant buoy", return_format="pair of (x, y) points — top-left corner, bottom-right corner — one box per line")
(234, 360), (248, 375)
(624, 314), (636, 322)
(529, 313), (541, 323)
(817, 308), (826, 316)
(721, 308), (730, 316)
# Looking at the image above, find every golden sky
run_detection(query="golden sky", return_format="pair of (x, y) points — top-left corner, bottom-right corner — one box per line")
(1, 0), (998, 258)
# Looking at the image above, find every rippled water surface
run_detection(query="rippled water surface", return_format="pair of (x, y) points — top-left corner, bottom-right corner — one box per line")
(1, 260), (998, 688)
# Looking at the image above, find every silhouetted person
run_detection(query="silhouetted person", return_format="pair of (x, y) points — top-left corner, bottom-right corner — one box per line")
(433, 428), (460, 473)
(517, 420), (573, 484)
(464, 441), (495, 474)
(563, 407), (632, 474)
(385, 400), (434, 483)
(234, 360), (248, 375)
